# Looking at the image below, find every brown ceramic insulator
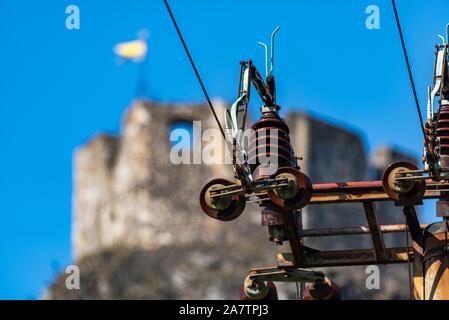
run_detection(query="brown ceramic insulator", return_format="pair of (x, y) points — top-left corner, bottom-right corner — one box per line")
(247, 111), (296, 172)
(436, 100), (449, 168)
(239, 281), (278, 300)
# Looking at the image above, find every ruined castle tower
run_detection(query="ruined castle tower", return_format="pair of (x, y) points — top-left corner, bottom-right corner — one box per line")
(73, 101), (231, 258)
(48, 100), (417, 299)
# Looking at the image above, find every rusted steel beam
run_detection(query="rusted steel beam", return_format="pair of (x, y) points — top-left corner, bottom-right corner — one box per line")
(313, 181), (384, 191)
(311, 181), (384, 204)
(277, 247), (412, 268)
(298, 224), (428, 237)
(310, 180), (444, 204)
(363, 201), (387, 262)
(280, 208), (303, 266)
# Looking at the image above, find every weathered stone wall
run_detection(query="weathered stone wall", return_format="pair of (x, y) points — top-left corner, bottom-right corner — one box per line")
(56, 100), (419, 300)
(73, 101), (234, 258)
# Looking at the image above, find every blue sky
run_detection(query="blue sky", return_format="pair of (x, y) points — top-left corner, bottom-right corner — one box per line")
(1, 0), (449, 299)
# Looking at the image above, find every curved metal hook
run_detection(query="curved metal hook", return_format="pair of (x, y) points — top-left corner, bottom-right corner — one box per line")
(258, 42), (269, 77)
(438, 34), (446, 45)
(138, 28), (150, 40)
(270, 26), (280, 74)
(446, 23), (449, 45)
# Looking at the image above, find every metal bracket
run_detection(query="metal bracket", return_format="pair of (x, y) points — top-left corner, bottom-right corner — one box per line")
(248, 267), (324, 284)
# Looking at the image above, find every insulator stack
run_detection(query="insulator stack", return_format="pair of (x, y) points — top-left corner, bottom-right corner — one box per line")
(248, 111), (296, 173)
(304, 277), (341, 300)
(436, 100), (449, 168)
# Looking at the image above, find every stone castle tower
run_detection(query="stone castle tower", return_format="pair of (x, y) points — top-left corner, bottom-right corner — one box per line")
(48, 100), (418, 299)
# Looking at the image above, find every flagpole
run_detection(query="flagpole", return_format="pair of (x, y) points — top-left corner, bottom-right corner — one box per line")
(136, 54), (148, 98)
(114, 29), (150, 100)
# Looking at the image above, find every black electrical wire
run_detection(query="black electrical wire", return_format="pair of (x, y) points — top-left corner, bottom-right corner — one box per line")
(391, 0), (432, 151)
(404, 219), (413, 300)
(163, 0), (226, 140)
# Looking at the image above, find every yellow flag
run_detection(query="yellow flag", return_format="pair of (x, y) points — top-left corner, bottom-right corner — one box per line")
(114, 39), (147, 61)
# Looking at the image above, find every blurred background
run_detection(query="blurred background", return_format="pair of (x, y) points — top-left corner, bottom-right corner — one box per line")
(1, 0), (449, 299)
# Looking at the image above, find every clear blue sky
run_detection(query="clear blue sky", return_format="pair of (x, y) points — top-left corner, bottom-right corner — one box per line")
(1, 0), (448, 299)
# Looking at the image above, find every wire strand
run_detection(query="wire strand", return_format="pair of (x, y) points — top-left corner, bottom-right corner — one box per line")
(163, 0), (226, 139)
(391, 0), (433, 155)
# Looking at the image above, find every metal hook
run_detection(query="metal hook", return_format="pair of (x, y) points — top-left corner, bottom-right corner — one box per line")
(438, 34), (446, 45)
(446, 23), (449, 45)
(258, 42), (269, 77)
(270, 26), (280, 74)
(258, 27), (281, 77)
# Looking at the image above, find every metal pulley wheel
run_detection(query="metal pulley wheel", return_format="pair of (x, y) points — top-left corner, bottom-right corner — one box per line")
(199, 178), (246, 221)
(382, 161), (426, 206)
(267, 167), (313, 210)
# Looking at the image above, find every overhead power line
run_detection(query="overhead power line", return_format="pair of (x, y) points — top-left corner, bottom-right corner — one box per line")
(163, 0), (226, 140)
(391, 0), (429, 143)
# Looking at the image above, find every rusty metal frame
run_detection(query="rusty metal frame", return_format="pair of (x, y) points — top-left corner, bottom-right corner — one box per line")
(310, 180), (445, 204)
(276, 180), (444, 269)
(277, 247), (412, 268)
(298, 223), (428, 237)
(363, 201), (387, 262)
